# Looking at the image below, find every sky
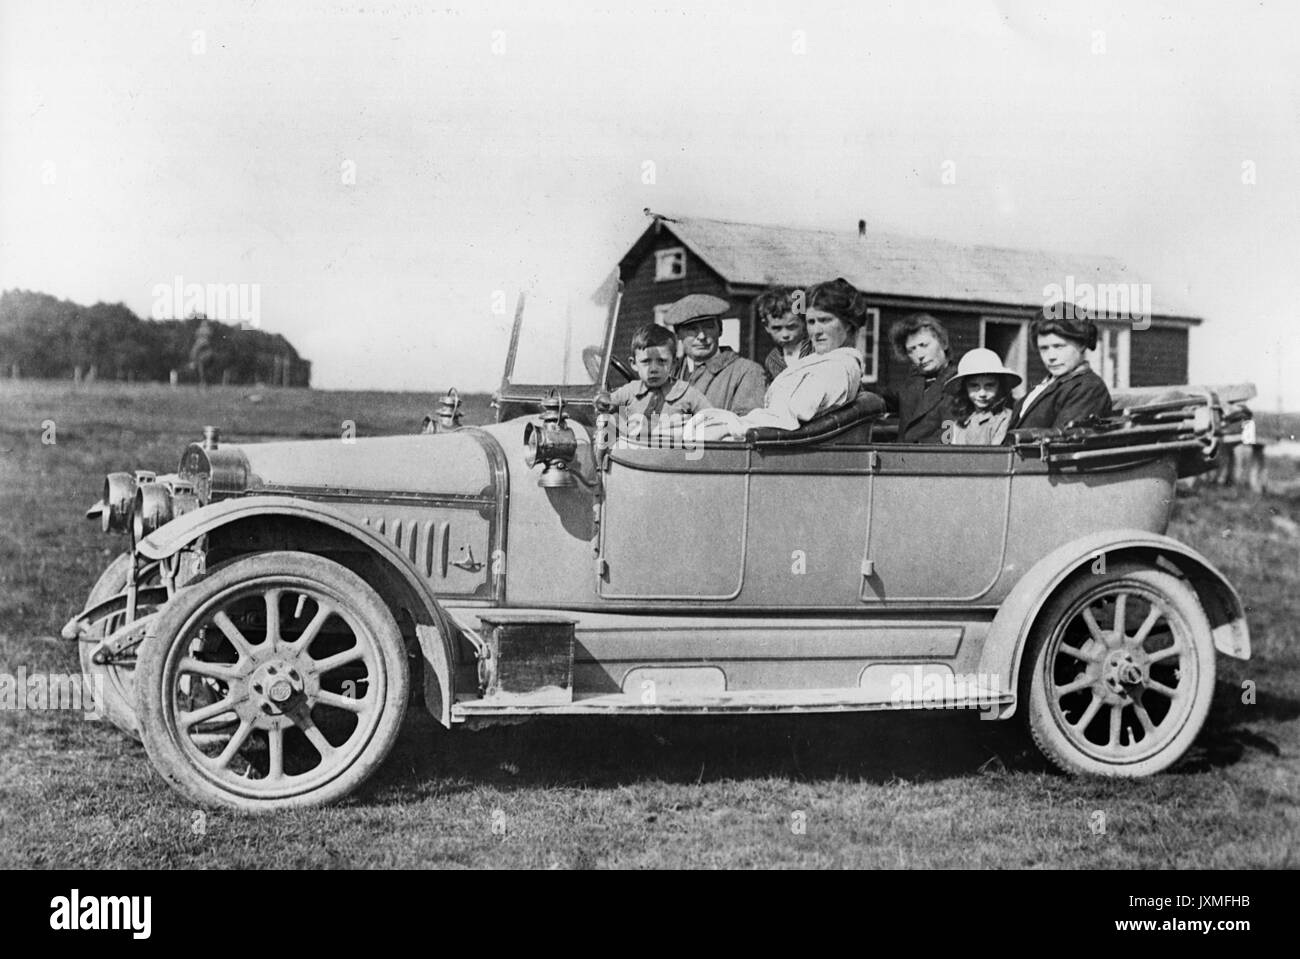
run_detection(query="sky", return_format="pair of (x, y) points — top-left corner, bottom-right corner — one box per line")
(1, 0), (1297, 405)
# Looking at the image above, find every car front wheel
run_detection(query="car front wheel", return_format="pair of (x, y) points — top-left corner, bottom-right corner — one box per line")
(1025, 561), (1215, 777)
(79, 553), (155, 740)
(136, 551), (409, 811)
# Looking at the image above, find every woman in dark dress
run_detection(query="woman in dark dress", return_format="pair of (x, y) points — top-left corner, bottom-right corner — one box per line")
(1007, 304), (1113, 433)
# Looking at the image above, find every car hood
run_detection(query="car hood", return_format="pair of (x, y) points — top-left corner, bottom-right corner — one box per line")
(199, 425), (519, 499)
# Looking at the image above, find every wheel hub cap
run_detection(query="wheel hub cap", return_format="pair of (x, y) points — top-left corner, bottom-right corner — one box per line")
(1101, 650), (1146, 700)
(249, 658), (307, 714)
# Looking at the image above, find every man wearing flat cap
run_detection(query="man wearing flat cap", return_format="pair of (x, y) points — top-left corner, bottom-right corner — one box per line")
(662, 293), (767, 415)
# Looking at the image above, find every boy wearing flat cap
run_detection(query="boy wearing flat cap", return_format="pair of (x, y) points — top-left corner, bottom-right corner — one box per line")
(1007, 302), (1113, 433)
(662, 293), (767, 415)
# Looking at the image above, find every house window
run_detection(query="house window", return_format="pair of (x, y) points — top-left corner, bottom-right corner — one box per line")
(653, 304), (672, 327)
(1089, 326), (1130, 389)
(980, 318), (1030, 398)
(654, 247), (686, 281)
(720, 317), (741, 353)
(855, 307), (881, 383)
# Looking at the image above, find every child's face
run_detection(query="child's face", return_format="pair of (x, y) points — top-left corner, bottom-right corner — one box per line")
(764, 312), (806, 348)
(965, 374), (1003, 411)
(632, 344), (675, 390)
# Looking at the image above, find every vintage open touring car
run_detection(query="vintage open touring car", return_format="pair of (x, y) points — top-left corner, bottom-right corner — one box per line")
(64, 280), (1254, 811)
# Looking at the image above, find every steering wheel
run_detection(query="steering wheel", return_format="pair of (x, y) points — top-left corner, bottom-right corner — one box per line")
(582, 346), (633, 388)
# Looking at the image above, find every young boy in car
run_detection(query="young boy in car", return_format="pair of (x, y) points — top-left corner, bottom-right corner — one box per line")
(754, 286), (813, 382)
(610, 323), (710, 441)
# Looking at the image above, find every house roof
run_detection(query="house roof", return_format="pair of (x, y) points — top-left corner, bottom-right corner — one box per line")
(624, 215), (1200, 322)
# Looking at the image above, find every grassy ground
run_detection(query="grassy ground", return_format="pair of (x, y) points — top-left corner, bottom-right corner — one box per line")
(1, 380), (1297, 868)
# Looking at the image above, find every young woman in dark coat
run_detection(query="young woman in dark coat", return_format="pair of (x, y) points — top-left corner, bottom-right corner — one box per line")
(872, 313), (959, 444)
(1007, 304), (1113, 433)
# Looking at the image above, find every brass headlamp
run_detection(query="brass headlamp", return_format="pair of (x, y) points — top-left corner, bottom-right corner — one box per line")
(422, 388), (464, 434)
(132, 477), (172, 542)
(100, 471), (139, 533)
(523, 390), (578, 488)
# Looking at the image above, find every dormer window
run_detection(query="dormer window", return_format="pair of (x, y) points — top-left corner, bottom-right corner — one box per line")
(654, 247), (686, 281)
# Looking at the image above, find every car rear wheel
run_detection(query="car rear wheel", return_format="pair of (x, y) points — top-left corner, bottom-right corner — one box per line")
(1025, 561), (1215, 777)
(136, 551), (409, 811)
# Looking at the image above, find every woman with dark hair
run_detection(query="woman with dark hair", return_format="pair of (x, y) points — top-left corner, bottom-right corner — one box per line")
(1007, 303), (1113, 432)
(870, 313), (958, 443)
(686, 278), (865, 440)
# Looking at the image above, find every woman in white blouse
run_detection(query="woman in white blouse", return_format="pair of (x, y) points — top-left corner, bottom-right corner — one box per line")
(686, 278), (865, 441)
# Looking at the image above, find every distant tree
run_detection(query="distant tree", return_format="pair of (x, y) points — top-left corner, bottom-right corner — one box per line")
(0, 290), (311, 386)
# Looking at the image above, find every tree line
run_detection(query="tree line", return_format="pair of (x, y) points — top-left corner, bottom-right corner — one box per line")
(0, 289), (311, 386)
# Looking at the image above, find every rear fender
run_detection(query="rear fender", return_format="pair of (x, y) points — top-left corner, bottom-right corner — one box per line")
(136, 496), (459, 726)
(978, 528), (1250, 720)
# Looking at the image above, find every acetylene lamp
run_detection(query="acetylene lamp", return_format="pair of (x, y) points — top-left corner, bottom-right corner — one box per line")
(523, 390), (578, 488)
(422, 388), (464, 434)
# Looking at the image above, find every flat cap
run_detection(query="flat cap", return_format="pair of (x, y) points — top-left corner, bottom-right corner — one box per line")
(661, 293), (730, 329)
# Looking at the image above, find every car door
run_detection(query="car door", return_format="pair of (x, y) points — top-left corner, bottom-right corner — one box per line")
(742, 446), (875, 607)
(596, 443), (749, 600)
(860, 445), (1013, 603)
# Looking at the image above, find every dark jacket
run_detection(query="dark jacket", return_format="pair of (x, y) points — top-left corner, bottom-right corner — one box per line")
(1007, 364), (1113, 432)
(679, 347), (768, 415)
(874, 362), (959, 444)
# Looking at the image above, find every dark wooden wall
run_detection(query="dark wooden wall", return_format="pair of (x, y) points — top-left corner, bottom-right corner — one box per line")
(1129, 327), (1189, 386)
(874, 306), (984, 387)
(616, 239), (735, 362)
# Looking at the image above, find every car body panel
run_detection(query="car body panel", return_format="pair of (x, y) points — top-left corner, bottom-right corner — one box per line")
(440, 605), (996, 715)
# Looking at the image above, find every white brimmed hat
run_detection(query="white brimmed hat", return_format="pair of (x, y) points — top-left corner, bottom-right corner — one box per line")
(944, 348), (1022, 394)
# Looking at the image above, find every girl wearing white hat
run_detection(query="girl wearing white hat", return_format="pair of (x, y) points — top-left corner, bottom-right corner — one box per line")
(943, 348), (1022, 445)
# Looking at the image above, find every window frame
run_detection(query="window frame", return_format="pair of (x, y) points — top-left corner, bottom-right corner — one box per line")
(979, 316), (1031, 398)
(858, 306), (882, 384)
(653, 247), (687, 282)
(1089, 325), (1131, 389)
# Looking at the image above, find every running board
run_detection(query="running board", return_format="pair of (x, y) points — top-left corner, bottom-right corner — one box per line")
(452, 686), (1013, 718)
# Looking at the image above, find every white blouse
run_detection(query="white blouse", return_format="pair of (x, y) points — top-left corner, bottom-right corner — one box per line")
(687, 348), (864, 440)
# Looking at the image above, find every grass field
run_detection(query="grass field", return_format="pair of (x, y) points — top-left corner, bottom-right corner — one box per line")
(1, 379), (1298, 868)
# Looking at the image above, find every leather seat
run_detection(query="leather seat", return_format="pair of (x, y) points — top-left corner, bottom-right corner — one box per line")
(746, 392), (887, 447)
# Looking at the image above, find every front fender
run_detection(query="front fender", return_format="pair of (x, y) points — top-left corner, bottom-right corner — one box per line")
(137, 496), (459, 726)
(978, 528), (1250, 720)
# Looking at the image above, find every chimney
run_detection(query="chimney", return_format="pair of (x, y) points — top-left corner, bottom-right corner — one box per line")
(857, 219), (866, 238)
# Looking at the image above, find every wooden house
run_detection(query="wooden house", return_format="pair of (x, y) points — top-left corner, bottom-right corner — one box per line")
(615, 214), (1200, 393)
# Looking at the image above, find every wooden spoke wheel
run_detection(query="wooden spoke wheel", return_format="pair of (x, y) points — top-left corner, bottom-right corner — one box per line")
(137, 552), (409, 811)
(1025, 561), (1216, 777)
